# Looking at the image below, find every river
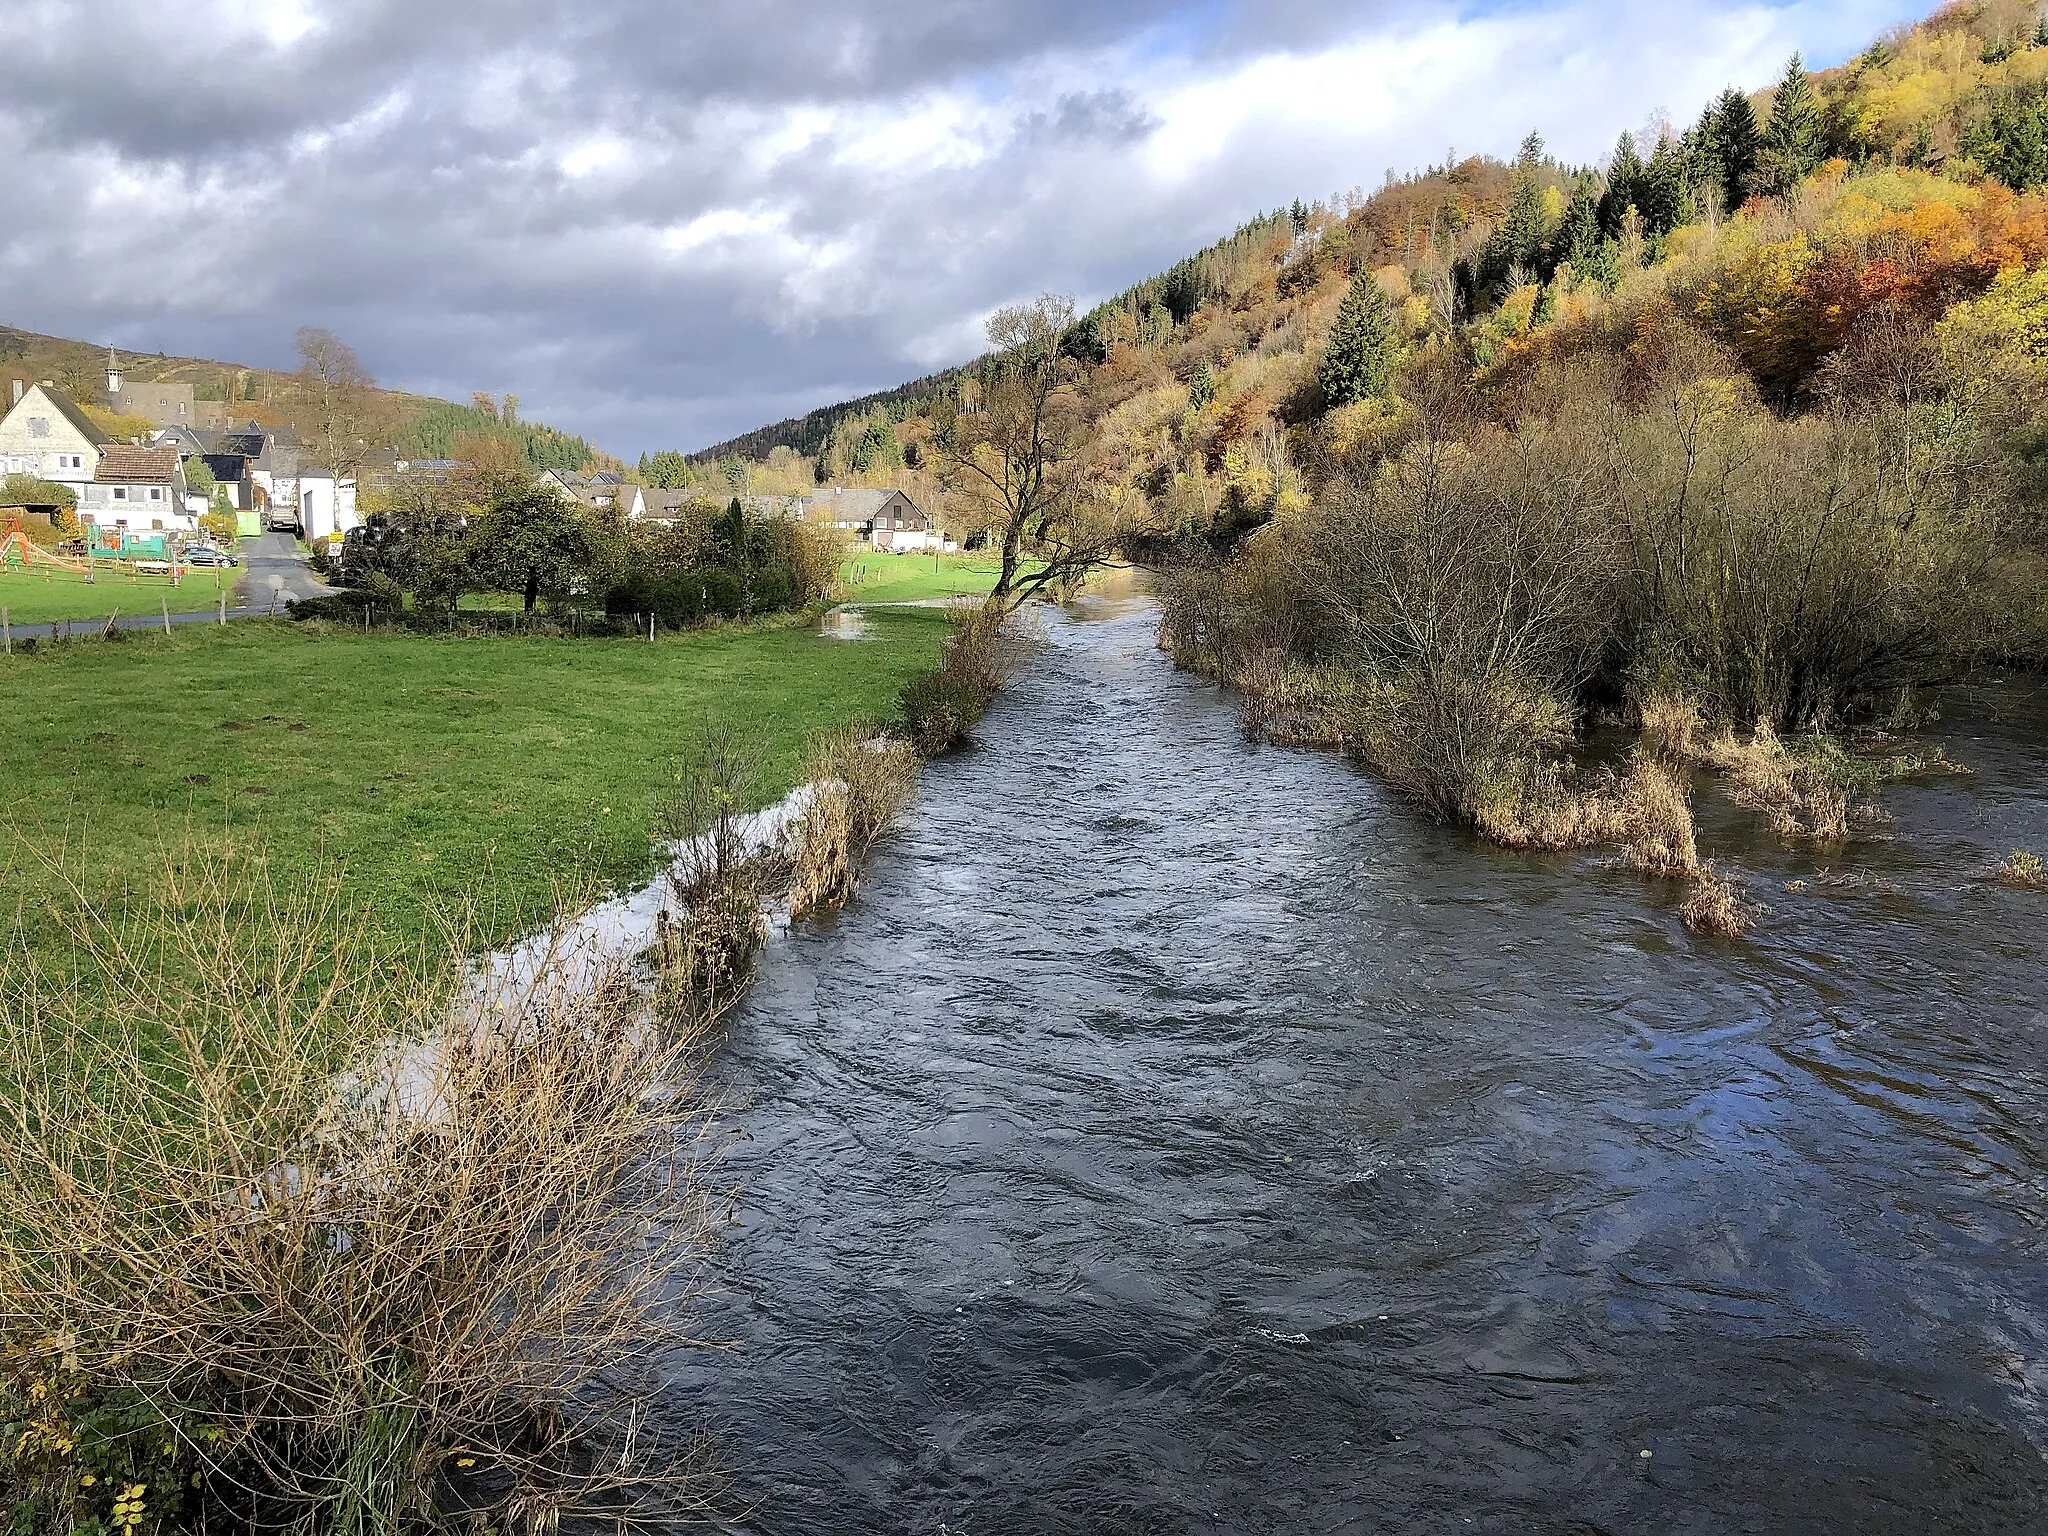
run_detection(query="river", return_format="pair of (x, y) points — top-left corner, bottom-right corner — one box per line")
(660, 593), (2048, 1534)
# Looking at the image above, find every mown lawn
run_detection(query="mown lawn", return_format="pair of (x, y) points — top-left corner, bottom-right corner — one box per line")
(0, 564), (236, 626)
(836, 550), (1009, 605)
(0, 609), (951, 957)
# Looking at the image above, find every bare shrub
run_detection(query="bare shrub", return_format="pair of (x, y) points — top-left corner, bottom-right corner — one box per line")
(0, 852), (715, 1533)
(1682, 862), (1755, 937)
(1998, 850), (2047, 890)
(900, 603), (1031, 756)
(787, 728), (919, 919)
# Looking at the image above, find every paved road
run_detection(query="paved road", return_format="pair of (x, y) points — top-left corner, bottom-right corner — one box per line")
(238, 531), (336, 608)
(0, 534), (335, 645)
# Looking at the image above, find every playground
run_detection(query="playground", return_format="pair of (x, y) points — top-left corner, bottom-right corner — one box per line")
(0, 518), (236, 629)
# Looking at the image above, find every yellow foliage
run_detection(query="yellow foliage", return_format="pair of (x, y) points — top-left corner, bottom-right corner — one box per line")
(1321, 397), (1409, 460)
(1936, 265), (2048, 364)
(1494, 284), (1540, 338)
(79, 405), (159, 440)
(1694, 233), (1819, 382)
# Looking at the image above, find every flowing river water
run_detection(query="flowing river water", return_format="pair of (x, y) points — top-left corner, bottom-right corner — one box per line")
(660, 593), (2048, 1534)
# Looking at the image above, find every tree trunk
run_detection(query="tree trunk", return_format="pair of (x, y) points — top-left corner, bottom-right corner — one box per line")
(524, 565), (540, 614)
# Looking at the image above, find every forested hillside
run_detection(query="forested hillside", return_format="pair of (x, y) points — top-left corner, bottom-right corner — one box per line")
(696, 0), (2048, 544)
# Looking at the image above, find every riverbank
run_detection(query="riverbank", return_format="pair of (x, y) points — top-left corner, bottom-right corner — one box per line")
(0, 608), (954, 1001)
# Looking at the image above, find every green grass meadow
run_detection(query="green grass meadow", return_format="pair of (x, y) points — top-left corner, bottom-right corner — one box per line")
(0, 610), (951, 958)
(0, 564), (237, 627)
(835, 550), (1009, 605)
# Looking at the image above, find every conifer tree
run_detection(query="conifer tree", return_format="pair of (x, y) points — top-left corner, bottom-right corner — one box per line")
(1757, 54), (1826, 195)
(1708, 88), (1761, 210)
(1639, 139), (1691, 236)
(1480, 170), (1553, 297)
(1598, 132), (1646, 237)
(1319, 271), (1400, 408)
(1554, 184), (1619, 289)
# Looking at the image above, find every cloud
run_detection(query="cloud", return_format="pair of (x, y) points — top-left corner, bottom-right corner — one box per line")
(0, 0), (1922, 457)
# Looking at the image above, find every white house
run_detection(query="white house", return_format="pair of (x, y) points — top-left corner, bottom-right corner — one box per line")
(296, 468), (361, 544)
(78, 445), (193, 533)
(0, 381), (108, 501)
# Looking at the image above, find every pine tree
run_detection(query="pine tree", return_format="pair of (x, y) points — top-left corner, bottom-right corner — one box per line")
(1480, 170), (1553, 297)
(1598, 132), (1646, 237)
(1556, 182), (1618, 289)
(1319, 272), (1400, 407)
(1707, 88), (1761, 211)
(1517, 130), (1546, 170)
(1757, 54), (1827, 195)
(1639, 140), (1691, 236)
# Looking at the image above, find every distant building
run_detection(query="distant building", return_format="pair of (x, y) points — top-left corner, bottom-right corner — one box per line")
(79, 445), (191, 533)
(802, 487), (946, 551)
(103, 354), (225, 429)
(0, 381), (109, 502)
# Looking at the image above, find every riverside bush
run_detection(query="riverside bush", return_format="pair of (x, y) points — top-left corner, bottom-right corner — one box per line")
(899, 605), (1028, 756)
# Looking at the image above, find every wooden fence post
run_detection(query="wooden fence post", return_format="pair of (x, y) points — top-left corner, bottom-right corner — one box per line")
(2, 605), (9, 655)
(161, 593), (171, 635)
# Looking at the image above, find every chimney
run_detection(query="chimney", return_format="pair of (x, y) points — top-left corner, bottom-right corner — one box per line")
(10, 380), (21, 406)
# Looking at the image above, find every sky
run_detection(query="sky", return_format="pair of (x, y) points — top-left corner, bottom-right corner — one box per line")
(0, 0), (1925, 459)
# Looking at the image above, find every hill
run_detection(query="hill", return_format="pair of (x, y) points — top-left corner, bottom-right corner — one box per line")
(0, 323), (605, 474)
(676, 0), (2048, 538)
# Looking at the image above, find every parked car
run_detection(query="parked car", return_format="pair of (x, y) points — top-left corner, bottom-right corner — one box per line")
(181, 546), (240, 568)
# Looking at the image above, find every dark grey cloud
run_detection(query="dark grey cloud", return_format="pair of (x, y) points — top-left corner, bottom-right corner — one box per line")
(0, 1), (1921, 457)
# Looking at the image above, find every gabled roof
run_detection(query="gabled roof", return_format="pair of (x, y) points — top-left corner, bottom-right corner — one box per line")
(802, 487), (917, 522)
(95, 445), (180, 483)
(640, 488), (693, 517)
(9, 385), (111, 448)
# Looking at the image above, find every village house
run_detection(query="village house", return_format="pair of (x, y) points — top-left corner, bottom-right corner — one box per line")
(0, 381), (108, 502)
(801, 487), (949, 551)
(296, 467), (362, 544)
(78, 445), (192, 533)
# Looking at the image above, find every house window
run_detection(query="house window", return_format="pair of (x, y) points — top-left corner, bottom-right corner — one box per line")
(112, 487), (127, 500)
(148, 487), (163, 501)
(27, 417), (48, 438)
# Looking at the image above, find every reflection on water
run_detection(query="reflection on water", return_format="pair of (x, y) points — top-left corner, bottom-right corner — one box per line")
(817, 608), (873, 642)
(662, 597), (2048, 1534)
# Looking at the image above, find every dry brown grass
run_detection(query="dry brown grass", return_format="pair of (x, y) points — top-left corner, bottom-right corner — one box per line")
(0, 850), (717, 1532)
(1637, 691), (1704, 760)
(1681, 862), (1754, 937)
(787, 727), (919, 919)
(1619, 756), (1702, 877)
(1693, 720), (1850, 840)
(1998, 850), (2047, 890)
(1471, 767), (1630, 852)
